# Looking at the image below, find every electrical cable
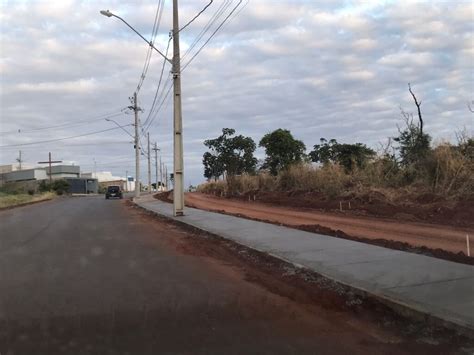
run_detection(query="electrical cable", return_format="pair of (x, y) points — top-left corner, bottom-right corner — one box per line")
(179, 0), (214, 33)
(181, 0), (231, 62)
(0, 125), (134, 148)
(182, 0), (243, 71)
(141, 36), (172, 130)
(136, 0), (166, 94)
(0, 111), (125, 135)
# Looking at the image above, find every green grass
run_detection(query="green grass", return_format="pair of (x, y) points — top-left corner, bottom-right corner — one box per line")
(0, 191), (55, 209)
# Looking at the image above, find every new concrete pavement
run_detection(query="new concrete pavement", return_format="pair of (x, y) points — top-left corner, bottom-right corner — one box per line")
(135, 196), (474, 333)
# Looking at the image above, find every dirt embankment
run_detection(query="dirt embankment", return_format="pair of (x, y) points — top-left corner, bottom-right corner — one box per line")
(237, 190), (474, 228)
(156, 192), (474, 265)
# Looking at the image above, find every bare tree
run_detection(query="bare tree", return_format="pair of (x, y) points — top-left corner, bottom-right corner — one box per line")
(468, 100), (474, 113)
(408, 83), (423, 136)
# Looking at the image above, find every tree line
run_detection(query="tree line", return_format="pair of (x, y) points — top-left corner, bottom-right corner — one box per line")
(202, 85), (473, 196)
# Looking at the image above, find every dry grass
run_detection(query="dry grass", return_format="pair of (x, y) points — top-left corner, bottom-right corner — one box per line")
(0, 192), (55, 209)
(198, 142), (474, 204)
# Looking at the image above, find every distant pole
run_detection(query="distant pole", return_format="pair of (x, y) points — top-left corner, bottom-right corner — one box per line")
(48, 152), (52, 185)
(126, 170), (128, 192)
(17, 150), (22, 170)
(134, 92), (140, 198)
(172, 0), (184, 216)
(153, 142), (159, 192)
(147, 132), (152, 193)
(38, 153), (62, 188)
(159, 156), (163, 190)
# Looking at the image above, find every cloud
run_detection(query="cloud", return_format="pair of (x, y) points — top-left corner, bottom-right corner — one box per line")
(1, 0), (472, 185)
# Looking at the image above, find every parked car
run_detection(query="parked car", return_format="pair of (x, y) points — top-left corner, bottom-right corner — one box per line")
(105, 185), (123, 199)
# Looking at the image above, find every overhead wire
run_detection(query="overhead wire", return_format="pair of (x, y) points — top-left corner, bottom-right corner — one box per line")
(181, 0), (232, 62)
(0, 111), (126, 135)
(135, 0), (165, 94)
(141, 36), (172, 131)
(142, 1), (232, 133)
(0, 125), (134, 148)
(182, 0), (243, 71)
(179, 0), (214, 33)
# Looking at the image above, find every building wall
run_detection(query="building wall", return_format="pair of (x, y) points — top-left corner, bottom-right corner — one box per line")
(64, 178), (98, 194)
(1, 168), (48, 182)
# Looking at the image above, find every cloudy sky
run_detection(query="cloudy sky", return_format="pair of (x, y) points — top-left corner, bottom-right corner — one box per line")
(1, 0), (472, 185)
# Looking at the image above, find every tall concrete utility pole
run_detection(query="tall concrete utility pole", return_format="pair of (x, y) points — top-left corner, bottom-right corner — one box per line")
(152, 142), (159, 191)
(125, 170), (128, 192)
(133, 92), (140, 198)
(147, 132), (152, 193)
(172, 0), (184, 216)
(160, 156), (163, 190)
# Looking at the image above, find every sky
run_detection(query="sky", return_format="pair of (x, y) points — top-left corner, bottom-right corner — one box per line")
(0, 0), (473, 186)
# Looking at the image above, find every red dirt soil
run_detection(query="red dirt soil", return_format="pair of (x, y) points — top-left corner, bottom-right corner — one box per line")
(182, 192), (473, 256)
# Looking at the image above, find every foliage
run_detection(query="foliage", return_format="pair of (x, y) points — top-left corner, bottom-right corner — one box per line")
(259, 129), (306, 175)
(38, 179), (70, 195)
(203, 128), (258, 180)
(0, 191), (55, 209)
(393, 120), (431, 167)
(309, 138), (376, 172)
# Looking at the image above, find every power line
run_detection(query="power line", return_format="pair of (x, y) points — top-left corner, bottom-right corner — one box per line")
(179, 0), (214, 33)
(141, 36), (172, 130)
(136, 0), (166, 94)
(0, 111), (125, 135)
(142, 76), (173, 133)
(181, 0), (231, 62)
(182, 0), (243, 71)
(0, 125), (133, 148)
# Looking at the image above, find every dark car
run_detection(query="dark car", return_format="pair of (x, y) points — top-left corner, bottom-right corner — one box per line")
(105, 185), (123, 199)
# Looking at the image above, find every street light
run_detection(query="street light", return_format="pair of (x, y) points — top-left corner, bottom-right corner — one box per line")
(100, 3), (185, 216)
(104, 118), (134, 139)
(99, 10), (172, 64)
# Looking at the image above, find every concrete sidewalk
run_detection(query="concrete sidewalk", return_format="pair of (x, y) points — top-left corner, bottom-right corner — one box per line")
(135, 197), (474, 332)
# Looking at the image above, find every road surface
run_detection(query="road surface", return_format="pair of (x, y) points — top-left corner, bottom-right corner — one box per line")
(185, 193), (472, 254)
(0, 196), (466, 354)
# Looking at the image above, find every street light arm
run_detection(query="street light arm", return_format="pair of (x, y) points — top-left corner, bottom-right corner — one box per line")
(105, 119), (134, 139)
(100, 10), (172, 64)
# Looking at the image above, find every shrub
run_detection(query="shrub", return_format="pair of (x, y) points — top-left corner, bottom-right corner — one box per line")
(51, 179), (69, 195)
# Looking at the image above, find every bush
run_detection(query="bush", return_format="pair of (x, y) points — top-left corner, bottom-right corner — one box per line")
(51, 179), (69, 195)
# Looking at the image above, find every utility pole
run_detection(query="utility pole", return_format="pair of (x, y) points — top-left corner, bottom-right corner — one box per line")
(152, 142), (159, 192)
(133, 92), (140, 198)
(125, 170), (128, 192)
(165, 165), (168, 190)
(38, 152), (62, 186)
(159, 155), (163, 191)
(16, 150), (22, 170)
(147, 132), (152, 193)
(172, 0), (184, 216)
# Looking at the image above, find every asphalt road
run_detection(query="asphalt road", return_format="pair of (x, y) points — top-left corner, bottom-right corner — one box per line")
(0, 196), (465, 354)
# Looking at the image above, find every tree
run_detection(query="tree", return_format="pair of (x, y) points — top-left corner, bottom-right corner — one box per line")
(394, 84), (431, 166)
(202, 128), (258, 180)
(309, 138), (375, 172)
(259, 129), (306, 175)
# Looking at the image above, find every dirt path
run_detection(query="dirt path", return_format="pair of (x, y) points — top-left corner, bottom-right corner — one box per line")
(185, 193), (473, 254)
